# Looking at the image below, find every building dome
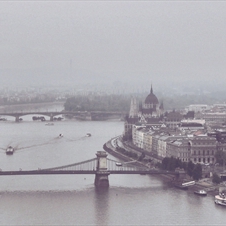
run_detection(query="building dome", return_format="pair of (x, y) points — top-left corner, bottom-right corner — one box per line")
(144, 86), (159, 105)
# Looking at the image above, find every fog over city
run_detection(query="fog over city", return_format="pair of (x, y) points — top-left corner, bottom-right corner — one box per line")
(1, 1), (226, 93)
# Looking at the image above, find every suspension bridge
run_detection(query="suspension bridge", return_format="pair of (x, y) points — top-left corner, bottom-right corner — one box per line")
(0, 151), (180, 187)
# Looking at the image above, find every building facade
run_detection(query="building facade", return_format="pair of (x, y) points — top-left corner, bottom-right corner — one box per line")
(140, 85), (163, 118)
(123, 85), (163, 140)
(189, 136), (216, 164)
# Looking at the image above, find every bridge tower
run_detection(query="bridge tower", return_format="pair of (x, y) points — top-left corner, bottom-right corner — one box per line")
(94, 151), (110, 187)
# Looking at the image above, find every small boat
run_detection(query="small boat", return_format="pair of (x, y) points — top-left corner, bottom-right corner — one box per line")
(58, 133), (63, 138)
(194, 190), (207, 196)
(116, 162), (122, 166)
(86, 133), (91, 137)
(215, 193), (226, 206)
(6, 146), (14, 155)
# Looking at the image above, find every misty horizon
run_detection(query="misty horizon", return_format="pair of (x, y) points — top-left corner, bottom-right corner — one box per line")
(1, 1), (226, 92)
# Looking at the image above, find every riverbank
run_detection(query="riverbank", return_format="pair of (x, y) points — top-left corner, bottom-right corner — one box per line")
(103, 137), (220, 196)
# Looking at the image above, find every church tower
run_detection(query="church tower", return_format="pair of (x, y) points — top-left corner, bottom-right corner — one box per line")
(129, 97), (138, 118)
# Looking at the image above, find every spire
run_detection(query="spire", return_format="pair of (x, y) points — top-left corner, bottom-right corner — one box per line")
(150, 84), (153, 94)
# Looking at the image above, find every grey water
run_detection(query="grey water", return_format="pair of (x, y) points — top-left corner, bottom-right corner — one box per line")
(0, 117), (225, 225)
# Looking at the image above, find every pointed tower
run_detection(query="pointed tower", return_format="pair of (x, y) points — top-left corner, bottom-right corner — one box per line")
(150, 84), (153, 94)
(123, 96), (139, 140)
(129, 96), (138, 118)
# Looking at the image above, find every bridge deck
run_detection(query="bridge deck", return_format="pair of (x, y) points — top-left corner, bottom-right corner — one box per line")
(0, 170), (178, 176)
(0, 157), (178, 176)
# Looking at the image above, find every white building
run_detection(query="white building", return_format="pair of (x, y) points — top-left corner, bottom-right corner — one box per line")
(132, 125), (147, 149)
(158, 135), (170, 158)
(185, 104), (210, 113)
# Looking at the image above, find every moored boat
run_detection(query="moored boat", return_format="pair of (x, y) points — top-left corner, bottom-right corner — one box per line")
(215, 183), (226, 206)
(194, 190), (207, 196)
(173, 180), (195, 190)
(6, 146), (14, 155)
(215, 193), (226, 206)
(174, 183), (188, 190)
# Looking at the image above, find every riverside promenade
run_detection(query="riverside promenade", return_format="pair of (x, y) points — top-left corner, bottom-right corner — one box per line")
(103, 136), (220, 195)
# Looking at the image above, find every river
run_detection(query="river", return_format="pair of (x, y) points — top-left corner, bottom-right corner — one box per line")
(0, 115), (225, 225)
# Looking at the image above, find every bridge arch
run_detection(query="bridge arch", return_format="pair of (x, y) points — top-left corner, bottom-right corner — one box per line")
(0, 112), (65, 122)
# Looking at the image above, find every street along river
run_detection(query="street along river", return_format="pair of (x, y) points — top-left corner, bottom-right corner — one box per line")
(0, 117), (225, 225)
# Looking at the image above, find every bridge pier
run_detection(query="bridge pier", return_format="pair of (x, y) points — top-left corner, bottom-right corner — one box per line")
(50, 115), (54, 121)
(15, 116), (20, 122)
(95, 151), (110, 188)
(95, 171), (110, 187)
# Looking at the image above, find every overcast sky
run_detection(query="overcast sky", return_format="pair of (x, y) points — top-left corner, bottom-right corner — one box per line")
(1, 1), (226, 92)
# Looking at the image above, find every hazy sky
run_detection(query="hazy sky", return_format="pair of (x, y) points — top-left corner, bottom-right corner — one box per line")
(1, 1), (226, 92)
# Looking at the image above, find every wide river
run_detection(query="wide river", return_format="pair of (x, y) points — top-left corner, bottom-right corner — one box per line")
(0, 110), (225, 225)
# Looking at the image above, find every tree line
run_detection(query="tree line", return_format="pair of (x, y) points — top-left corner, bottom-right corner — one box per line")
(63, 90), (226, 112)
(160, 156), (202, 180)
(64, 95), (131, 112)
(160, 156), (223, 183)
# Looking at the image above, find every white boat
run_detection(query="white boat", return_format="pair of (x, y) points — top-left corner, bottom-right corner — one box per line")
(116, 162), (122, 166)
(181, 180), (195, 187)
(45, 123), (54, 126)
(174, 180), (195, 190)
(174, 182), (188, 190)
(58, 133), (63, 138)
(86, 133), (91, 137)
(6, 146), (14, 155)
(194, 190), (207, 196)
(215, 193), (226, 206)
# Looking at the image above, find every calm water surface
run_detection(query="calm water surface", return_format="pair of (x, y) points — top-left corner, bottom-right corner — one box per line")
(0, 116), (225, 225)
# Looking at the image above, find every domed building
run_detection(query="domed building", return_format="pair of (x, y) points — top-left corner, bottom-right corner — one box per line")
(139, 85), (163, 119)
(123, 85), (164, 140)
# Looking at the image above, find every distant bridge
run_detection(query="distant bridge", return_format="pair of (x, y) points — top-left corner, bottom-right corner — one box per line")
(0, 110), (126, 122)
(0, 151), (179, 187)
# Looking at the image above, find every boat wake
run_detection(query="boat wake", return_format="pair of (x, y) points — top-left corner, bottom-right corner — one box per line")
(16, 138), (64, 152)
(0, 135), (89, 154)
(63, 136), (87, 142)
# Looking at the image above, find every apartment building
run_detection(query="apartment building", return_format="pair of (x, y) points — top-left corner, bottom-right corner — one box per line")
(143, 130), (155, 153)
(167, 138), (190, 162)
(188, 135), (216, 164)
(132, 123), (217, 164)
(132, 125), (147, 149)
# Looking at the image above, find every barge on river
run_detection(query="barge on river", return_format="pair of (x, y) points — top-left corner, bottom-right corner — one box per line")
(174, 180), (195, 190)
(6, 146), (14, 155)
